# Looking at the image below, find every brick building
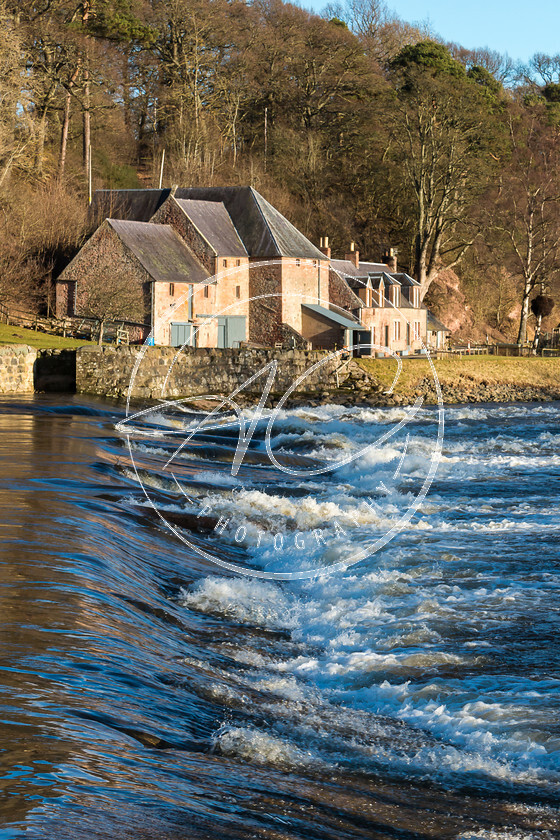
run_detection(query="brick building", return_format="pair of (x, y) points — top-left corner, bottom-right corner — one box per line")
(56, 187), (444, 353)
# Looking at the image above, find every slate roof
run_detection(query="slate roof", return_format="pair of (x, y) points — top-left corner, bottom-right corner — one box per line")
(92, 187), (325, 259)
(108, 219), (209, 285)
(427, 312), (450, 332)
(330, 259), (390, 278)
(173, 187), (325, 260)
(302, 304), (363, 330)
(390, 272), (421, 287)
(92, 189), (170, 223)
(175, 199), (247, 257)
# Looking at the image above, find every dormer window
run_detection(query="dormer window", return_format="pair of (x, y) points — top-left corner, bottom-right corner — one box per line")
(390, 286), (400, 308)
(412, 287), (420, 307)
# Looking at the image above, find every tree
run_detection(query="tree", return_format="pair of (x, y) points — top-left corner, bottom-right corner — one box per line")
(79, 269), (146, 344)
(531, 293), (555, 350)
(490, 111), (560, 344)
(385, 41), (501, 297)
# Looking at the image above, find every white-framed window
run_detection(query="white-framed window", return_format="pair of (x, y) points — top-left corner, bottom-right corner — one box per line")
(393, 320), (401, 341)
(222, 259), (227, 267)
(412, 287), (420, 307)
(391, 286), (400, 307)
(169, 283), (175, 297)
(413, 320), (421, 341)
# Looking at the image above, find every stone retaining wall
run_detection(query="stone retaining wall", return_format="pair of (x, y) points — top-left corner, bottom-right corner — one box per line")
(75, 345), (344, 400)
(0, 345), (36, 394)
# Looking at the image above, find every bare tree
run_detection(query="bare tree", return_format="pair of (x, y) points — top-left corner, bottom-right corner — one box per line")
(78, 269), (146, 344)
(386, 42), (497, 297)
(491, 113), (560, 344)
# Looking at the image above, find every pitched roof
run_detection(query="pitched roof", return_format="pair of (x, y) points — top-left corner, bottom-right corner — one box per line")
(108, 219), (209, 285)
(390, 272), (421, 287)
(92, 189), (169, 223)
(174, 187), (325, 260)
(331, 259), (390, 277)
(92, 187), (326, 260)
(174, 198), (247, 257)
(427, 312), (451, 332)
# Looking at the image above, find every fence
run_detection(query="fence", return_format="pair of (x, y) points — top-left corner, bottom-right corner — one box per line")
(0, 304), (142, 345)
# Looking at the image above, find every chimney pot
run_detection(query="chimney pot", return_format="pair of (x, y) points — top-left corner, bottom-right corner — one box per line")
(383, 247), (397, 273)
(345, 243), (360, 269)
(319, 235), (331, 259)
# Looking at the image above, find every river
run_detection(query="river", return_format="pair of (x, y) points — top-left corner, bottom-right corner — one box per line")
(0, 394), (558, 839)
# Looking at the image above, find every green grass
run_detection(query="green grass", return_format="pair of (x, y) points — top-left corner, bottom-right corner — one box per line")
(357, 354), (560, 397)
(0, 323), (96, 349)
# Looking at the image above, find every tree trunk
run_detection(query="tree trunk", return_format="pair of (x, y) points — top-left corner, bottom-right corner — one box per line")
(98, 320), (104, 345)
(516, 278), (533, 344)
(532, 313), (543, 353)
(59, 65), (80, 180)
(83, 62), (91, 173)
(82, 1), (91, 173)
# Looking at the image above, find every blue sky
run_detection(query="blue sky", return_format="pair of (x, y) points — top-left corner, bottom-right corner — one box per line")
(309, 0), (560, 63)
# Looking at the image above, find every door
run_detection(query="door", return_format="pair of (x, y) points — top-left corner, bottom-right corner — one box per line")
(355, 330), (372, 357)
(384, 325), (389, 350)
(171, 322), (195, 347)
(217, 316), (246, 348)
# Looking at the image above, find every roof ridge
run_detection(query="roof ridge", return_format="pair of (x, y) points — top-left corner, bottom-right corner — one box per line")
(248, 187), (281, 258)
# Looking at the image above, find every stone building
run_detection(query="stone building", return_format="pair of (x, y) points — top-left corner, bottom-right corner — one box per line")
(56, 186), (444, 353)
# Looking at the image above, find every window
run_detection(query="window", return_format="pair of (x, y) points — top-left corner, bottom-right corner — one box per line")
(412, 287), (420, 308)
(312, 260), (317, 267)
(371, 326), (376, 346)
(295, 258), (300, 267)
(235, 286), (241, 299)
(391, 286), (400, 307)
(413, 321), (421, 341)
(393, 320), (401, 341)
(169, 283), (175, 297)
(204, 285), (209, 299)
(223, 259), (227, 268)
(236, 259), (241, 267)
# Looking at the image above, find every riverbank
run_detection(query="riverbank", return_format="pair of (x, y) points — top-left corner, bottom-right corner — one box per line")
(1, 344), (559, 406)
(343, 355), (560, 407)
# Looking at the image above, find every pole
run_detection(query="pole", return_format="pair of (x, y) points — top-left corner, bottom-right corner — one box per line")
(264, 107), (268, 172)
(88, 143), (92, 204)
(158, 149), (165, 189)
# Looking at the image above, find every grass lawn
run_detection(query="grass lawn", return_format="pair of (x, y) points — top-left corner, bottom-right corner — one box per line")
(0, 323), (96, 350)
(358, 354), (560, 396)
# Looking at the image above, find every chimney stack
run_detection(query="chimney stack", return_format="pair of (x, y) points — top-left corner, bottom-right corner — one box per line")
(383, 247), (397, 273)
(345, 241), (359, 269)
(319, 235), (331, 259)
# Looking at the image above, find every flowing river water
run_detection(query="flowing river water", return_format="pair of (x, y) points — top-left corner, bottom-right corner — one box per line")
(0, 394), (559, 839)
